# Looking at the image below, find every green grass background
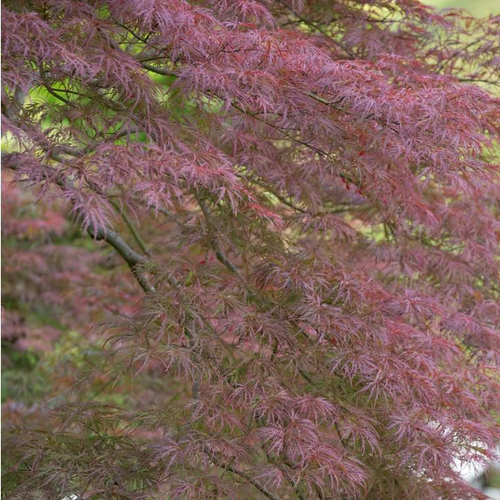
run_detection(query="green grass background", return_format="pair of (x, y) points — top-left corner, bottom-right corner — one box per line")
(428, 0), (499, 16)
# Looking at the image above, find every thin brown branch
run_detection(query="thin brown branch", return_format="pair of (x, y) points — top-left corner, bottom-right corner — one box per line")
(141, 62), (177, 77)
(275, 0), (354, 58)
(3, 152), (155, 294)
(196, 195), (248, 285)
(108, 198), (151, 256)
(40, 67), (73, 106)
(246, 176), (358, 216)
(214, 459), (284, 500)
(86, 223), (154, 294)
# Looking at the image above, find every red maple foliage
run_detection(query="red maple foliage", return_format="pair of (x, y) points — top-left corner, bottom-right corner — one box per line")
(2, 0), (500, 499)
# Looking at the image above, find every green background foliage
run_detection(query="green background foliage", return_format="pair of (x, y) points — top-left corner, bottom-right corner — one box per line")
(429, 0), (498, 16)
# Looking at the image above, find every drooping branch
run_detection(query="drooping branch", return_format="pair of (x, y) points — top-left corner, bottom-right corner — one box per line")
(196, 194), (247, 285)
(2, 152), (155, 294)
(274, 0), (354, 58)
(86, 222), (154, 294)
(108, 198), (151, 257)
(212, 458), (284, 500)
(243, 175), (362, 216)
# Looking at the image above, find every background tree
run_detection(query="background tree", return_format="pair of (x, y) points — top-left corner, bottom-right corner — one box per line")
(2, 0), (500, 499)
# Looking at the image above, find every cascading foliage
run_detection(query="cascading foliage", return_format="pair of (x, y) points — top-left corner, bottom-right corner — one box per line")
(2, 0), (500, 499)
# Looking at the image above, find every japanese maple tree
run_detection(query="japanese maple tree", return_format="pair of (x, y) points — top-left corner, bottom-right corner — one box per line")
(2, 0), (500, 499)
